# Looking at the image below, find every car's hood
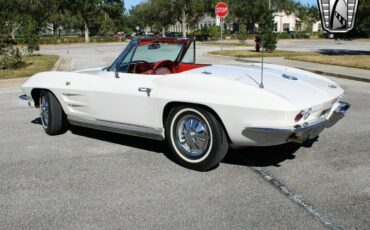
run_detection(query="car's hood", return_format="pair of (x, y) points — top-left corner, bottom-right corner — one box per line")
(183, 64), (344, 107)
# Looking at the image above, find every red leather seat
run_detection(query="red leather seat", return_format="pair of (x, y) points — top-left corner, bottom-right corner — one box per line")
(154, 67), (172, 75)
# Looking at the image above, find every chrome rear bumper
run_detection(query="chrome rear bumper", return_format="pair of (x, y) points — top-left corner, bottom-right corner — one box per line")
(243, 101), (350, 144)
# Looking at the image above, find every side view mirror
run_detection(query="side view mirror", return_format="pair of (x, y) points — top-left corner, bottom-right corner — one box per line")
(115, 63), (120, 79)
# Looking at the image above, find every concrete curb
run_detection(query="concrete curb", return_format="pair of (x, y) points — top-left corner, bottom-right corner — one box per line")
(297, 68), (370, 83)
(53, 57), (72, 71)
(52, 57), (63, 71)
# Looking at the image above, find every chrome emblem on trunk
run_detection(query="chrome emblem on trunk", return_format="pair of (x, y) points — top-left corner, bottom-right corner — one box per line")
(317, 0), (358, 33)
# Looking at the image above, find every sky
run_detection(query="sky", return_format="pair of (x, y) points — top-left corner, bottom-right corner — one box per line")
(125, 0), (142, 10)
(125, 0), (317, 10)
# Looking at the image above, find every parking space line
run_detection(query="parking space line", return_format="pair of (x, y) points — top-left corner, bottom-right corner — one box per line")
(251, 166), (344, 230)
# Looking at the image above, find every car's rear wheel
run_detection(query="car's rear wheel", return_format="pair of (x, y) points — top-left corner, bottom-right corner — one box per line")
(166, 106), (229, 171)
(39, 90), (67, 135)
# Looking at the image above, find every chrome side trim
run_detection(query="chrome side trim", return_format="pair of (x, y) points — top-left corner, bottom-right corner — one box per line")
(68, 116), (164, 141)
(68, 104), (87, 108)
(63, 93), (82, 97)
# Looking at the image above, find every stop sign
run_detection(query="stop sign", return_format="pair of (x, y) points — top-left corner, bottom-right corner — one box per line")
(215, 2), (229, 18)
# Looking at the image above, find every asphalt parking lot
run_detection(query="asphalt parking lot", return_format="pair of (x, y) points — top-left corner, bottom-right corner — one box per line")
(0, 42), (369, 229)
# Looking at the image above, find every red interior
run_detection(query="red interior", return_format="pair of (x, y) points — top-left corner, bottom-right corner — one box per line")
(173, 63), (209, 73)
(135, 61), (209, 75)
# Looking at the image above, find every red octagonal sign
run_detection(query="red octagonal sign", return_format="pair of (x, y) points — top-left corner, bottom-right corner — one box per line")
(215, 2), (229, 18)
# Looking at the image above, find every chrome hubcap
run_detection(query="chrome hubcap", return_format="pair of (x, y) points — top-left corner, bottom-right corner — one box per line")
(176, 115), (210, 158)
(40, 94), (49, 128)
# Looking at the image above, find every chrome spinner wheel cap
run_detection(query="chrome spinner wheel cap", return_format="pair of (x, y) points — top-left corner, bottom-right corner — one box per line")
(176, 115), (210, 158)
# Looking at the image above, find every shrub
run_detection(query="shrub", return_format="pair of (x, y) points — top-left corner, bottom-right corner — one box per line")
(37, 36), (125, 44)
(194, 29), (209, 41)
(21, 22), (40, 55)
(277, 33), (292, 39)
(0, 40), (23, 70)
(195, 26), (221, 41)
(237, 33), (248, 44)
(208, 26), (221, 40)
(258, 11), (278, 52)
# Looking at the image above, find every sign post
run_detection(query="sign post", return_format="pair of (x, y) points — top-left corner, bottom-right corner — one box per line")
(220, 17), (224, 52)
(215, 2), (229, 53)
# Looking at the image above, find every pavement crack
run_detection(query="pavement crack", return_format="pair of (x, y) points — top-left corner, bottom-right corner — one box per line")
(250, 166), (344, 230)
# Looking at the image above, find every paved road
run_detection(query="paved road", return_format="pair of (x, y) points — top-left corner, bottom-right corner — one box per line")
(1, 43), (369, 229)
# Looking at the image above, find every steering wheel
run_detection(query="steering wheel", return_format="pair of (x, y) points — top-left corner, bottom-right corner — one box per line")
(132, 60), (152, 74)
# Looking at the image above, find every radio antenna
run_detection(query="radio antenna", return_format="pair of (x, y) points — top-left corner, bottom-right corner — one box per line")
(259, 33), (264, 89)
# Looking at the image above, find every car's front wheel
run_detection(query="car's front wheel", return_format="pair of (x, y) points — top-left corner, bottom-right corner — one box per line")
(166, 106), (229, 171)
(39, 90), (67, 135)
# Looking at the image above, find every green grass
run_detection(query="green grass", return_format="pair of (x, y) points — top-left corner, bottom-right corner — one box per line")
(0, 55), (59, 80)
(286, 55), (370, 70)
(209, 50), (315, 58)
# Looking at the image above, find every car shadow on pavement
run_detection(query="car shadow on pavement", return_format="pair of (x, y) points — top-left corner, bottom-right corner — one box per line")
(31, 117), (42, 125)
(223, 138), (318, 168)
(32, 119), (319, 169)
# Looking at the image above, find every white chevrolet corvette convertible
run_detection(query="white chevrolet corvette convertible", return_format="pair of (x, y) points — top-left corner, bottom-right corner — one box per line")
(21, 38), (350, 171)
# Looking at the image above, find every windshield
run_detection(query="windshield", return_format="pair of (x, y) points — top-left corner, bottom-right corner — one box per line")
(112, 39), (191, 73)
(133, 42), (185, 63)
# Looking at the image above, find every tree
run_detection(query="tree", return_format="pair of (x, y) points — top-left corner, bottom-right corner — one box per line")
(229, 0), (296, 33)
(229, 0), (266, 33)
(150, 0), (176, 37)
(129, 2), (154, 33)
(0, 0), (56, 54)
(61, 0), (101, 42)
(296, 5), (320, 32)
(173, 0), (206, 37)
(355, 0), (370, 36)
(101, 0), (126, 34)
(258, 10), (278, 52)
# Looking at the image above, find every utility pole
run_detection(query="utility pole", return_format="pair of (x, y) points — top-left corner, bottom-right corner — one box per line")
(269, 0), (271, 10)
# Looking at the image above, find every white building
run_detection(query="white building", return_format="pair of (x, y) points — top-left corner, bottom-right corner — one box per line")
(273, 12), (322, 33)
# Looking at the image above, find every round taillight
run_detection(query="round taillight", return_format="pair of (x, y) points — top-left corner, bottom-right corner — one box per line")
(295, 110), (305, 122)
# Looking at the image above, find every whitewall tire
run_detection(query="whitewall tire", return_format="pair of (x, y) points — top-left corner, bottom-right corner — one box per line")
(166, 106), (229, 171)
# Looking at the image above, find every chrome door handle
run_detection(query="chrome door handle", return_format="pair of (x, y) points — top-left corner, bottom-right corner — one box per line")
(138, 87), (152, 97)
